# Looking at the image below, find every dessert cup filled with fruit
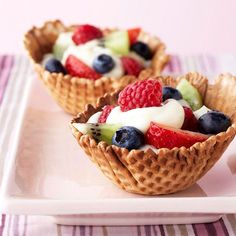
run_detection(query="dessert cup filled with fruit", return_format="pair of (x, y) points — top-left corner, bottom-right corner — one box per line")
(24, 20), (169, 115)
(71, 72), (236, 195)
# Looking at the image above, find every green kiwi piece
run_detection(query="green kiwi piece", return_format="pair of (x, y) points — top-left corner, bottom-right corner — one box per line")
(104, 31), (129, 56)
(176, 79), (203, 111)
(73, 123), (122, 144)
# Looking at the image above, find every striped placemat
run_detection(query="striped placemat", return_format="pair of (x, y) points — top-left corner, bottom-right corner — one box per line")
(0, 54), (236, 236)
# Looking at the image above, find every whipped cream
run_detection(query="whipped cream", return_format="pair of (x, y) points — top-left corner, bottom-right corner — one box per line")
(62, 40), (124, 78)
(56, 32), (74, 48)
(87, 111), (102, 123)
(106, 99), (185, 133)
(62, 40), (100, 65)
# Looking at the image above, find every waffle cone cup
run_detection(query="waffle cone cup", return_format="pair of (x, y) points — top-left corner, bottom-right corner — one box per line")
(71, 72), (236, 195)
(24, 20), (169, 115)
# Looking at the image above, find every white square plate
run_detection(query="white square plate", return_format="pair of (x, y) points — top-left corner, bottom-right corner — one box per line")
(1, 76), (236, 225)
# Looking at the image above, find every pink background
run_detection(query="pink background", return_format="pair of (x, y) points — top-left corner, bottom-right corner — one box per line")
(1, 0), (236, 54)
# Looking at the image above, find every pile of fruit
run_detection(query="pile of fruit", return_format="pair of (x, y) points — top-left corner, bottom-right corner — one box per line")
(43, 24), (155, 80)
(73, 78), (231, 150)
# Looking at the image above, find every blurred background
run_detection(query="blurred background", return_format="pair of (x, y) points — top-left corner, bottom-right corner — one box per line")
(1, 0), (236, 54)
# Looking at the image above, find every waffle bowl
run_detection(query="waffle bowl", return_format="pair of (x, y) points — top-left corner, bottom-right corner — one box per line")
(70, 72), (236, 195)
(24, 20), (169, 115)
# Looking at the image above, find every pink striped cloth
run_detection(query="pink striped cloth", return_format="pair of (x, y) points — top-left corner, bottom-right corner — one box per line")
(0, 54), (236, 236)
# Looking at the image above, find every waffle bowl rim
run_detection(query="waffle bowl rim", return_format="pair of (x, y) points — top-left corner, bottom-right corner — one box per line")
(23, 19), (170, 85)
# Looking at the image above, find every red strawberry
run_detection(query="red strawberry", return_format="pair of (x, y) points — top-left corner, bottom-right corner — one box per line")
(65, 55), (101, 80)
(72, 24), (103, 45)
(146, 122), (209, 149)
(182, 106), (198, 131)
(118, 79), (162, 112)
(98, 105), (114, 123)
(128, 28), (141, 45)
(121, 56), (143, 77)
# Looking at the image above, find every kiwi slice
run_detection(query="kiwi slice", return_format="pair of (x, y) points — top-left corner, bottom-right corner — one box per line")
(104, 31), (129, 56)
(53, 32), (74, 60)
(176, 79), (203, 111)
(73, 123), (122, 144)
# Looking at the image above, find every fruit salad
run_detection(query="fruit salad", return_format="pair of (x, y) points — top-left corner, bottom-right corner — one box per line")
(72, 78), (232, 150)
(43, 24), (156, 80)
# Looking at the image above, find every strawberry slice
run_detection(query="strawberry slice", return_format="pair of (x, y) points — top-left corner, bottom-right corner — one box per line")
(72, 24), (103, 45)
(121, 56), (143, 77)
(182, 106), (198, 131)
(128, 28), (141, 45)
(146, 122), (209, 149)
(65, 55), (101, 80)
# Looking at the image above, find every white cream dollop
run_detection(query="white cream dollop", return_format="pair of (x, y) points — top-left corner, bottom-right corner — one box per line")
(62, 40), (124, 78)
(106, 99), (185, 133)
(56, 32), (74, 48)
(62, 40), (100, 65)
(87, 111), (102, 123)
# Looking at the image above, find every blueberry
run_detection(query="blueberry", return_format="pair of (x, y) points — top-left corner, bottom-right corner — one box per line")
(92, 54), (115, 74)
(112, 126), (145, 150)
(130, 41), (153, 60)
(45, 58), (67, 74)
(162, 86), (183, 101)
(198, 111), (231, 134)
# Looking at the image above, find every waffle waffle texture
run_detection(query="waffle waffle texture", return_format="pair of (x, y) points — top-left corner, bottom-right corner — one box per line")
(71, 72), (236, 195)
(24, 20), (169, 115)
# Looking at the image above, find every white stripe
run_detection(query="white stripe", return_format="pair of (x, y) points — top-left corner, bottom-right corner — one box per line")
(3, 215), (11, 236)
(141, 226), (146, 236)
(0, 55), (23, 185)
(173, 224), (181, 235)
(20, 216), (27, 236)
(178, 55), (188, 74)
(222, 215), (235, 235)
(18, 215), (25, 236)
(205, 55), (216, 75)
(93, 226), (103, 236)
(60, 224), (74, 235)
(186, 55), (197, 71)
(201, 54), (211, 74)
(185, 224), (195, 235)
(84, 226), (88, 236)
(163, 225), (168, 236)
(0, 56), (32, 185)
(25, 216), (57, 235)
(163, 224), (176, 236)
(201, 55), (217, 83)
(0, 55), (24, 143)
(199, 54), (209, 75)
(153, 225), (162, 235)
(193, 55), (202, 72)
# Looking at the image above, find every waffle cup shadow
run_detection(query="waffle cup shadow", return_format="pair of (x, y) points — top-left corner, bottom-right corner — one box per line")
(24, 20), (169, 115)
(70, 72), (236, 195)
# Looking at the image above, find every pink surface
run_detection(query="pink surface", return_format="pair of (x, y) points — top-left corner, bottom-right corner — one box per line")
(1, 0), (236, 54)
